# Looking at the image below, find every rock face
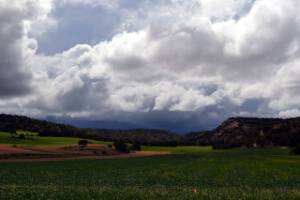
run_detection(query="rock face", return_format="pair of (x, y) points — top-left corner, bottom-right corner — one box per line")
(183, 117), (300, 149)
(1, 113), (300, 148)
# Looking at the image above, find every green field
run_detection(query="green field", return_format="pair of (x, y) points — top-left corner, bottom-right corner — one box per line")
(0, 131), (211, 153)
(16, 130), (39, 136)
(141, 145), (213, 152)
(0, 148), (300, 200)
(0, 131), (113, 146)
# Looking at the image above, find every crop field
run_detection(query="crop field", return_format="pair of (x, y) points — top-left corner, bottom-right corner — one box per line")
(16, 131), (39, 136)
(0, 131), (113, 146)
(141, 145), (213, 152)
(0, 148), (300, 200)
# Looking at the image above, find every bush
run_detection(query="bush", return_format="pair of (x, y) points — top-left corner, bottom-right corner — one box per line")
(291, 146), (300, 155)
(114, 141), (129, 153)
(78, 140), (88, 150)
(19, 134), (25, 139)
(130, 144), (141, 151)
(78, 139), (88, 145)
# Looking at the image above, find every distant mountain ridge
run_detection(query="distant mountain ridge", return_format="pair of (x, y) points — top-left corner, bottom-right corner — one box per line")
(1, 113), (300, 148)
(0, 114), (180, 146)
(85, 128), (180, 146)
(183, 117), (300, 149)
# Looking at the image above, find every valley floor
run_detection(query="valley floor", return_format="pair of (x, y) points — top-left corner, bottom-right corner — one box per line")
(0, 144), (170, 162)
(0, 148), (299, 200)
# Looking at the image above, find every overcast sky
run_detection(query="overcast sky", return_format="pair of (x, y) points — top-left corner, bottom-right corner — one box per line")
(1, 0), (300, 133)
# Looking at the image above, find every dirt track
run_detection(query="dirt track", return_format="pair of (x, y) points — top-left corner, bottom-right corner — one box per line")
(0, 144), (171, 162)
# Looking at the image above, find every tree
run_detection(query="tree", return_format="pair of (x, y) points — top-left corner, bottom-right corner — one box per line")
(19, 134), (25, 139)
(291, 146), (300, 155)
(78, 139), (88, 150)
(130, 144), (141, 151)
(114, 141), (129, 153)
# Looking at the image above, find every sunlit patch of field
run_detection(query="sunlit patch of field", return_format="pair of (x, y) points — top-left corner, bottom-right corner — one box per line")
(0, 131), (113, 146)
(16, 130), (39, 136)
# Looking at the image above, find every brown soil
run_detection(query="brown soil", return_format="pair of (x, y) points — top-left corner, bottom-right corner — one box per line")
(0, 144), (171, 162)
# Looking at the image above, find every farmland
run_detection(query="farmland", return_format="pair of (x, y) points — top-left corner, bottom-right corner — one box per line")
(141, 145), (212, 152)
(1, 148), (300, 199)
(0, 130), (210, 151)
(0, 131), (113, 146)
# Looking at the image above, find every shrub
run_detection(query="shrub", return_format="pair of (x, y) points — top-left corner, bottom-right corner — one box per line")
(78, 140), (88, 150)
(130, 144), (141, 151)
(19, 134), (25, 139)
(114, 141), (129, 153)
(291, 146), (300, 155)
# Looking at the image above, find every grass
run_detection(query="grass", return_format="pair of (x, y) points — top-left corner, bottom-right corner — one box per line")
(16, 130), (39, 136)
(0, 131), (209, 153)
(0, 148), (300, 199)
(0, 131), (113, 146)
(141, 145), (213, 153)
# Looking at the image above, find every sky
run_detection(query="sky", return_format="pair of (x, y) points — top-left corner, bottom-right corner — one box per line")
(1, 0), (300, 134)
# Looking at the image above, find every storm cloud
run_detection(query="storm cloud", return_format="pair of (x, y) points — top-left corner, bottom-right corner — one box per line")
(1, 0), (300, 132)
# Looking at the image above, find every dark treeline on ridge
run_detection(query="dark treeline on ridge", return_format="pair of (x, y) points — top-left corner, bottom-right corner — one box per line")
(1, 113), (300, 149)
(184, 117), (300, 149)
(0, 114), (179, 146)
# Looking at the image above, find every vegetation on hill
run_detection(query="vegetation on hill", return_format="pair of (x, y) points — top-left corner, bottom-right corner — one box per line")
(0, 114), (180, 146)
(85, 128), (180, 146)
(183, 117), (300, 149)
(0, 114), (84, 136)
(1, 113), (300, 149)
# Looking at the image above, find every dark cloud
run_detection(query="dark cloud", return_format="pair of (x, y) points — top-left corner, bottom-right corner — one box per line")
(0, 45), (32, 97)
(0, 3), (34, 97)
(56, 76), (109, 112)
(44, 109), (227, 134)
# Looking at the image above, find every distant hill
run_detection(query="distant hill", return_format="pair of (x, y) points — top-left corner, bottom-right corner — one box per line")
(0, 114), (82, 134)
(85, 128), (181, 146)
(1, 113), (300, 148)
(183, 117), (300, 149)
(0, 114), (181, 146)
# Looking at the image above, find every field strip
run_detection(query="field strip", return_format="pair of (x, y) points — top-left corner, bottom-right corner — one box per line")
(0, 151), (171, 162)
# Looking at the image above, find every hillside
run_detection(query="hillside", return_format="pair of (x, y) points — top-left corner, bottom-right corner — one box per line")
(85, 128), (181, 146)
(0, 114), (98, 139)
(0, 114), (181, 146)
(1, 113), (300, 148)
(183, 117), (300, 149)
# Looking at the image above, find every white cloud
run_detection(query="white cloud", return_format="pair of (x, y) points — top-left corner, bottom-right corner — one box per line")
(53, 0), (119, 10)
(268, 59), (300, 111)
(0, 0), (53, 97)
(2, 0), (300, 127)
(279, 109), (300, 118)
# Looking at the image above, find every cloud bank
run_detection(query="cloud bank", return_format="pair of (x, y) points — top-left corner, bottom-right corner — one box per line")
(1, 0), (300, 132)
